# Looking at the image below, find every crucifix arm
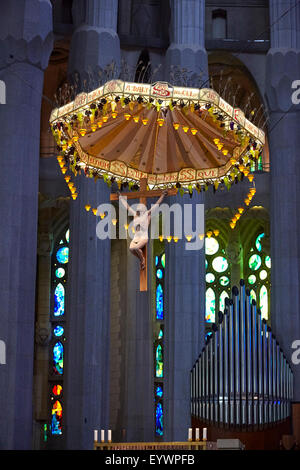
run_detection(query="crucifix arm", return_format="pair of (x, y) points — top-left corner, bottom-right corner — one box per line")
(117, 192), (136, 216)
(148, 189), (168, 214)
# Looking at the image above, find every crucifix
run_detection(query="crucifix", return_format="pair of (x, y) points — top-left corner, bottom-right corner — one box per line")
(110, 178), (177, 291)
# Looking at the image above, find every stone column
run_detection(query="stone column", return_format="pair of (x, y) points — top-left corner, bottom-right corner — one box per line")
(226, 230), (242, 288)
(166, 0), (208, 84)
(163, 0), (208, 441)
(33, 215), (53, 448)
(266, 0), (300, 400)
(69, 0), (120, 80)
(120, 239), (153, 442)
(0, 0), (53, 449)
(164, 192), (206, 441)
(64, 0), (120, 449)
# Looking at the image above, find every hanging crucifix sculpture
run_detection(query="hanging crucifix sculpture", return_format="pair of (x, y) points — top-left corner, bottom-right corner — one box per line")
(110, 178), (177, 291)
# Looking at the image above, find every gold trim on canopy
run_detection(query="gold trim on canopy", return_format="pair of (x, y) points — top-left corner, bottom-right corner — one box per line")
(50, 80), (264, 189)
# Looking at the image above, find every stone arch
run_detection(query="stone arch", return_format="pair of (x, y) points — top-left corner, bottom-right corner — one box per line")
(208, 51), (269, 170)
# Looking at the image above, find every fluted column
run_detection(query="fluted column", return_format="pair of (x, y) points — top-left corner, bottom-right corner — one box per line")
(69, 0), (120, 81)
(164, 193), (205, 441)
(166, 0), (208, 84)
(0, 0), (53, 449)
(65, 0), (120, 449)
(266, 0), (300, 400)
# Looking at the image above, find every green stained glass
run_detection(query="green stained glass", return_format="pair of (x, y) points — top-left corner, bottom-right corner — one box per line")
(248, 274), (256, 285)
(205, 259), (208, 269)
(156, 344), (163, 378)
(250, 289), (256, 302)
(256, 233), (265, 252)
(65, 229), (70, 243)
(260, 285), (268, 319)
(205, 237), (219, 256)
(205, 287), (215, 323)
(219, 290), (229, 312)
(259, 270), (267, 280)
(265, 256), (271, 268)
(212, 256), (228, 273)
(219, 276), (230, 286)
(161, 253), (165, 268)
(55, 268), (65, 279)
(249, 254), (261, 271)
(56, 247), (69, 264)
(206, 273), (215, 284)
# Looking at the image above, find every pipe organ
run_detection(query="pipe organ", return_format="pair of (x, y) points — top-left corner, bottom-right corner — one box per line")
(191, 281), (293, 428)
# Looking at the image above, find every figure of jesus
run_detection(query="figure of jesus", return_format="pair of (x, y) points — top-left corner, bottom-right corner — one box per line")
(117, 190), (168, 270)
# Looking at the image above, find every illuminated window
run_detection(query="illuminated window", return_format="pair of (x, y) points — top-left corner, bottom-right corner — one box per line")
(246, 231), (271, 320)
(49, 227), (69, 437)
(154, 244), (165, 437)
(205, 235), (231, 323)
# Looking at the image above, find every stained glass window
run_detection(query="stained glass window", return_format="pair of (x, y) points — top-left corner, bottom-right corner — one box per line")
(205, 234), (231, 323)
(53, 325), (64, 337)
(206, 273), (215, 283)
(245, 231), (271, 320)
(249, 254), (262, 271)
(219, 290), (229, 312)
(54, 283), (65, 317)
(205, 237), (219, 255)
(219, 276), (230, 286)
(155, 403), (163, 436)
(154, 244), (165, 437)
(53, 342), (63, 375)
(56, 247), (69, 264)
(260, 285), (268, 319)
(51, 400), (63, 435)
(156, 344), (163, 378)
(212, 256), (228, 273)
(206, 288), (215, 323)
(49, 227), (69, 438)
(156, 284), (164, 320)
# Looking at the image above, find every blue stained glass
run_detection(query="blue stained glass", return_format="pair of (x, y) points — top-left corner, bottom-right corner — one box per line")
(156, 386), (163, 398)
(56, 247), (69, 264)
(54, 283), (65, 317)
(156, 269), (163, 279)
(256, 233), (265, 252)
(158, 328), (163, 339)
(155, 256), (159, 266)
(155, 403), (163, 436)
(54, 325), (64, 337)
(53, 342), (63, 375)
(51, 400), (62, 435)
(156, 284), (163, 320)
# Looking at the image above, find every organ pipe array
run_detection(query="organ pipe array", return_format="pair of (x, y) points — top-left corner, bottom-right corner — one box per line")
(191, 281), (293, 428)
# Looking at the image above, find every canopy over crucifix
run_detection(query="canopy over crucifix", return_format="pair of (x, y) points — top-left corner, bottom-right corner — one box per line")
(50, 79), (265, 291)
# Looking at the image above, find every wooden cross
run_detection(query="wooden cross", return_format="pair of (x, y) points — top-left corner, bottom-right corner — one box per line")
(110, 178), (177, 291)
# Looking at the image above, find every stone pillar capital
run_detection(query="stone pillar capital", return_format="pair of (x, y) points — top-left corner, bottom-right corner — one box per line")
(0, 0), (53, 71)
(265, 49), (300, 113)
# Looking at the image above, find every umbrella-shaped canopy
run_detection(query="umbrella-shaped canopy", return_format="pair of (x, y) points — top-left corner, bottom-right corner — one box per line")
(50, 80), (265, 191)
